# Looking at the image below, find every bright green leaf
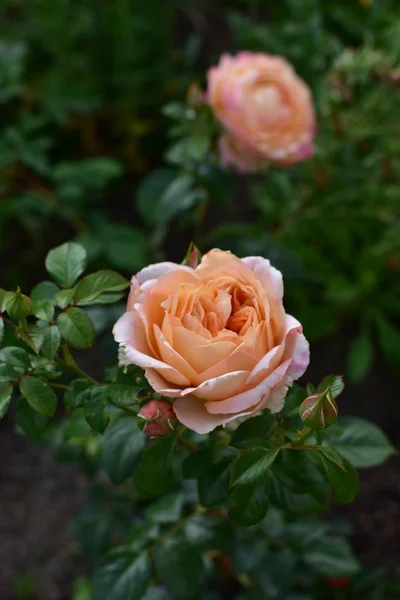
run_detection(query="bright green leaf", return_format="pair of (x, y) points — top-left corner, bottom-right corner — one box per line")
(74, 270), (129, 305)
(0, 347), (31, 382)
(229, 479), (269, 527)
(0, 385), (12, 419)
(58, 308), (95, 348)
(30, 281), (59, 302)
(319, 450), (359, 503)
(45, 242), (87, 287)
(92, 551), (150, 600)
(42, 325), (61, 360)
(6, 289), (31, 319)
(230, 447), (279, 487)
(84, 386), (110, 433)
(145, 492), (183, 524)
(55, 288), (75, 309)
(107, 385), (141, 408)
(16, 324), (44, 354)
(32, 299), (55, 322)
(15, 397), (50, 439)
(102, 417), (145, 484)
(230, 412), (277, 448)
(325, 417), (396, 468)
(20, 376), (57, 417)
(64, 379), (92, 411)
(133, 436), (176, 497)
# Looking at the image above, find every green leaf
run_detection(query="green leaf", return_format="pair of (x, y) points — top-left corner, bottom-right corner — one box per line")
(16, 324), (44, 354)
(272, 450), (329, 505)
(6, 289), (31, 319)
(0, 317), (4, 347)
(0, 385), (12, 419)
(325, 417), (396, 468)
(84, 386), (110, 433)
(64, 379), (92, 411)
(376, 315), (400, 365)
(133, 436), (176, 497)
(45, 242), (87, 287)
(32, 299), (55, 322)
(107, 385), (141, 408)
(20, 376), (57, 417)
(136, 168), (177, 225)
(102, 417), (145, 484)
(15, 397), (51, 439)
(184, 514), (231, 552)
(267, 471), (326, 514)
(145, 492), (183, 524)
(198, 459), (231, 507)
(230, 412), (277, 448)
(42, 326), (61, 359)
(0, 290), (8, 313)
(230, 447), (279, 487)
(303, 536), (360, 577)
(319, 450), (359, 503)
(92, 551), (150, 600)
(347, 330), (373, 382)
(55, 288), (76, 309)
(0, 347), (30, 381)
(229, 479), (269, 526)
(127, 522), (160, 553)
(30, 281), (59, 302)
(153, 537), (205, 599)
(58, 308), (95, 348)
(74, 270), (129, 305)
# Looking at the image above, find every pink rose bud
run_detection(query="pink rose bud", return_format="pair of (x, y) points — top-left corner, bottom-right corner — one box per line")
(186, 82), (206, 109)
(299, 391), (338, 430)
(207, 51), (316, 172)
(182, 242), (202, 269)
(137, 399), (177, 437)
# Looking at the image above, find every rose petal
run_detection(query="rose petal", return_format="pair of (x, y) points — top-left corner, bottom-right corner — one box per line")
(135, 262), (194, 285)
(182, 370), (250, 402)
(113, 311), (191, 387)
(205, 358), (292, 415)
(153, 324), (198, 382)
(241, 256), (284, 303)
(145, 368), (183, 398)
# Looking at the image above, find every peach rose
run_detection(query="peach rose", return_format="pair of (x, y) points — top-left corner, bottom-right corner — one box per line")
(207, 52), (315, 170)
(113, 250), (309, 434)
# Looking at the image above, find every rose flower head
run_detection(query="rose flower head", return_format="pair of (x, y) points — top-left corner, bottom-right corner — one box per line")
(207, 52), (316, 172)
(113, 250), (309, 434)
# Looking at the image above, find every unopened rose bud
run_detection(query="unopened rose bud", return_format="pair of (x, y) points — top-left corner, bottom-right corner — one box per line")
(137, 399), (177, 437)
(186, 83), (205, 109)
(182, 242), (202, 269)
(299, 391), (338, 430)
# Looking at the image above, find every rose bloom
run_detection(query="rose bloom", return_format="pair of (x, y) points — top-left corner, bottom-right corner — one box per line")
(113, 250), (309, 434)
(207, 51), (315, 171)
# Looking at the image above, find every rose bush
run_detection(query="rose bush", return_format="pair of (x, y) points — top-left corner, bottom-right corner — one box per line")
(113, 249), (309, 433)
(207, 51), (315, 171)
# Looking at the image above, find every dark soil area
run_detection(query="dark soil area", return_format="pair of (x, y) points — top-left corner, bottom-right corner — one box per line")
(0, 332), (399, 600)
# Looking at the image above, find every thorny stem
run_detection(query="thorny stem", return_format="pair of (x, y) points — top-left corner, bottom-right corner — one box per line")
(49, 382), (70, 391)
